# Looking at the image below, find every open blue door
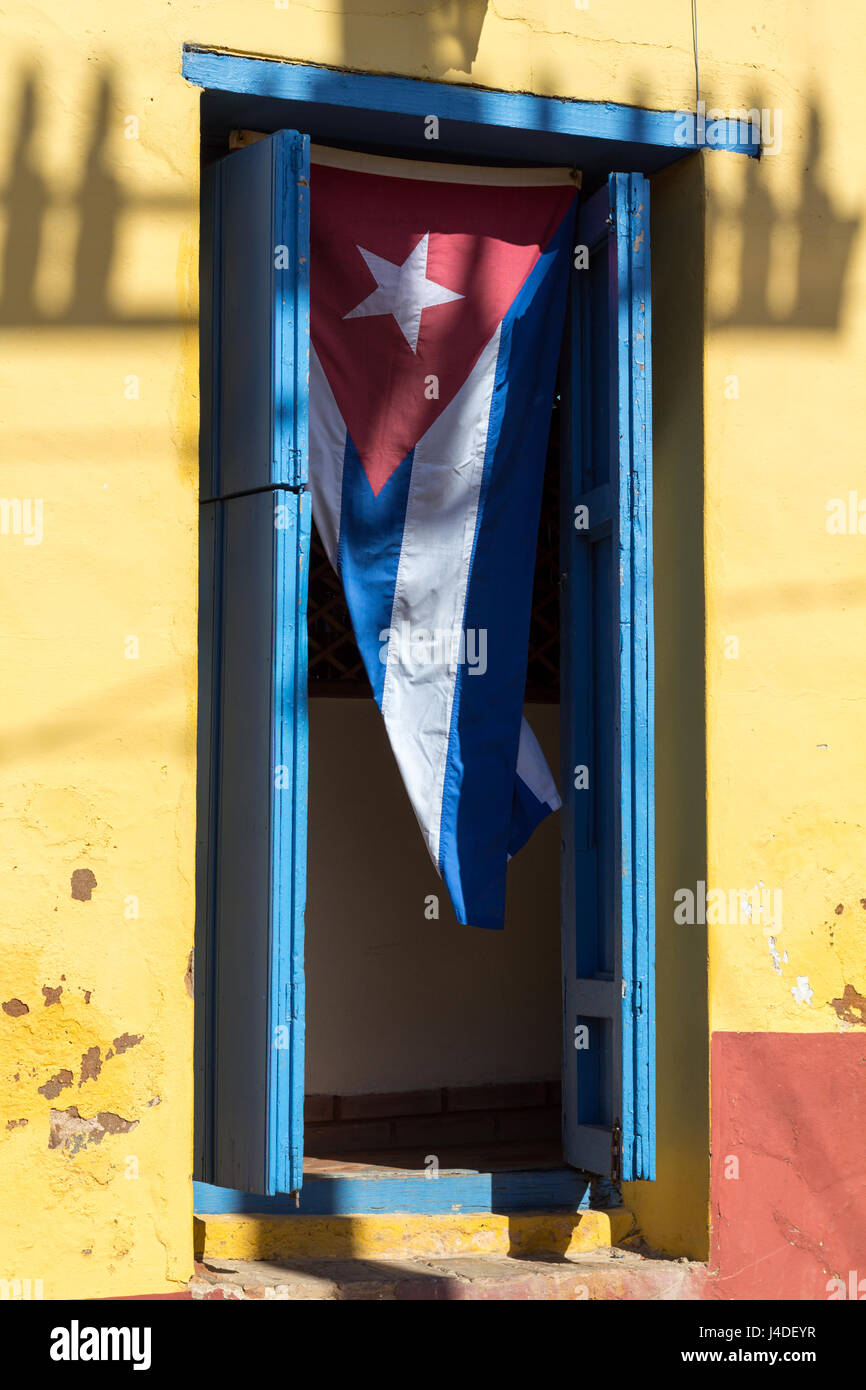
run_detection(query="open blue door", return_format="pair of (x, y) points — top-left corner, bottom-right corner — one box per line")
(195, 130), (310, 1196)
(560, 173), (655, 1182)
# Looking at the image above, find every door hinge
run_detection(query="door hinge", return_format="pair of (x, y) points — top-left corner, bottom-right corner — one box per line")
(611, 1118), (622, 1183)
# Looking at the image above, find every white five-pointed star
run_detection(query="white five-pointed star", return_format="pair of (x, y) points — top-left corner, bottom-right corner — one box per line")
(342, 233), (463, 353)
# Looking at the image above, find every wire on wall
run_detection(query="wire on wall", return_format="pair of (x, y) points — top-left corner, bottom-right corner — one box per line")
(691, 0), (701, 111)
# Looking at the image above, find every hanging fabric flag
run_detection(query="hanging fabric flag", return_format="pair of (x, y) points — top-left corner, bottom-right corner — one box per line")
(309, 146), (578, 929)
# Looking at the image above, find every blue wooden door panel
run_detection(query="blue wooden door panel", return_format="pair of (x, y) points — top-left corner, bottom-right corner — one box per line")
(208, 488), (310, 1196)
(205, 128), (310, 497)
(561, 173), (655, 1182)
(196, 130), (310, 1196)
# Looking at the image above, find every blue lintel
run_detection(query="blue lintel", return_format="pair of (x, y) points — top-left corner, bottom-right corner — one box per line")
(182, 48), (761, 160)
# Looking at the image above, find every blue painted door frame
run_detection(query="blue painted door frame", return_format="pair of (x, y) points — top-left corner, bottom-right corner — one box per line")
(560, 175), (654, 1181)
(196, 129), (310, 1197)
(188, 50), (752, 1203)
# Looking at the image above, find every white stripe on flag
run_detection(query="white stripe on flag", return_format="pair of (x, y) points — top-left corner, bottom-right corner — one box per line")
(309, 346), (347, 569)
(380, 325), (502, 866)
(517, 716), (562, 810)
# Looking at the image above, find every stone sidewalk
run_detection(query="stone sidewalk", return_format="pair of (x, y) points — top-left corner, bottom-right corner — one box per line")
(190, 1249), (708, 1300)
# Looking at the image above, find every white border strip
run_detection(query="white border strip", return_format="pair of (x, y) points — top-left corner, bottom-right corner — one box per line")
(311, 143), (581, 188)
(308, 347), (347, 569)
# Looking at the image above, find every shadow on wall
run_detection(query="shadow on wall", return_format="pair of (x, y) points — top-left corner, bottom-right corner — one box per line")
(540, 67), (861, 335)
(636, 151), (710, 1257)
(708, 96), (859, 331)
(4, 55), (857, 336)
(0, 67), (193, 327)
(335, 0), (488, 80)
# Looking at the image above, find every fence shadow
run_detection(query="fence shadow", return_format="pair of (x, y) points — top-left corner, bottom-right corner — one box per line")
(0, 64), (193, 328)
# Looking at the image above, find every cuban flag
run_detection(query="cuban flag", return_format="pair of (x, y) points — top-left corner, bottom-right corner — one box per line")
(309, 147), (578, 929)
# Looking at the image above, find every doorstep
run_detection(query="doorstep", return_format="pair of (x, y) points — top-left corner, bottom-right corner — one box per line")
(194, 1205), (634, 1262)
(190, 1250), (708, 1301)
(194, 1152), (630, 1262)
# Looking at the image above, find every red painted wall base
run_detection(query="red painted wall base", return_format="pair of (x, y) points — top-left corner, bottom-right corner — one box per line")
(710, 1031), (866, 1300)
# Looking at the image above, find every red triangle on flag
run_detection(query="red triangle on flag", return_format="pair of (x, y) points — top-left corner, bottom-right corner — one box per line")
(311, 161), (574, 496)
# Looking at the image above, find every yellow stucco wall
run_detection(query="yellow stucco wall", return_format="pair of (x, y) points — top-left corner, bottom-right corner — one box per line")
(1, 1), (863, 1294)
(702, 34), (866, 1041)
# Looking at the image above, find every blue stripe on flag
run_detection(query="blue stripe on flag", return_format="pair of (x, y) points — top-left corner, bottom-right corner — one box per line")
(509, 776), (553, 859)
(338, 435), (414, 704)
(437, 207), (576, 928)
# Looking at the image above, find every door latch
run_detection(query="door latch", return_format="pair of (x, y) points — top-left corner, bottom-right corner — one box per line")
(610, 1118), (622, 1183)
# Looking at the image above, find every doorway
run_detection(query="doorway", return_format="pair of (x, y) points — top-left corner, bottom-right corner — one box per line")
(191, 53), (662, 1203)
(303, 408), (563, 1178)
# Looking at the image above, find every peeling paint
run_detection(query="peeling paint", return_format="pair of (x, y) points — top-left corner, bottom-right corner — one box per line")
(791, 976), (814, 1006)
(38, 1069), (74, 1100)
(111, 1033), (143, 1055)
(48, 1106), (139, 1155)
(70, 868), (97, 901)
(830, 984), (866, 1028)
(78, 1047), (102, 1086)
(2, 999), (29, 1017)
(41, 985), (62, 1007)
